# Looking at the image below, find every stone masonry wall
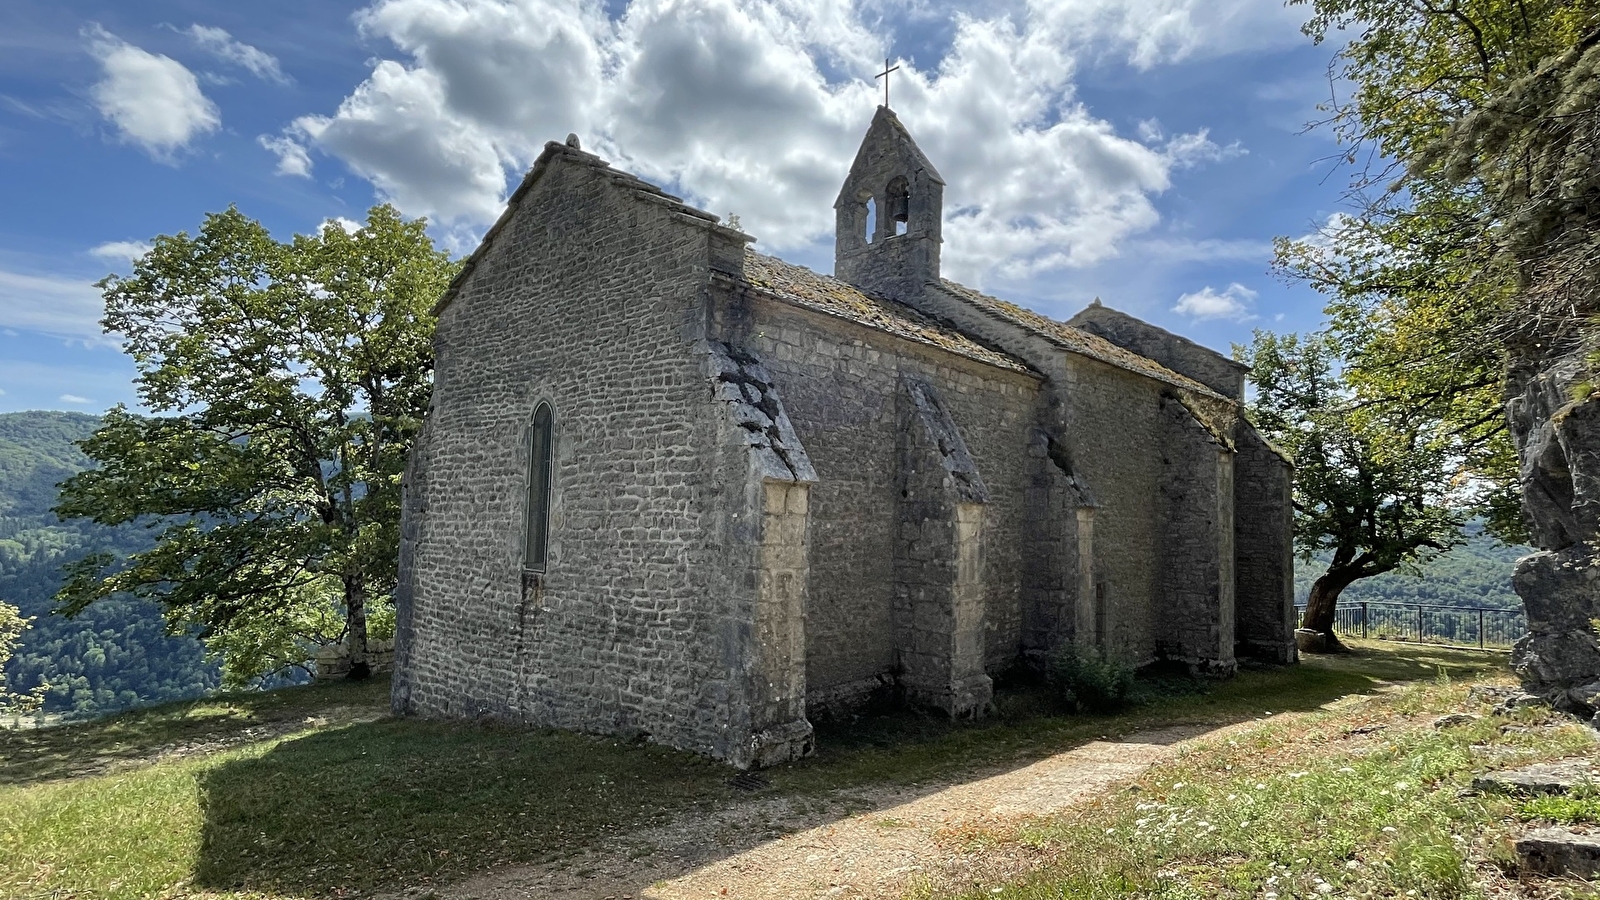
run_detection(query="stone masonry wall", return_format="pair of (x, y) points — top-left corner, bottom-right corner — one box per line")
(1068, 303), (1248, 400)
(1233, 421), (1297, 664)
(907, 285), (1235, 667)
(1158, 396), (1237, 673)
(1056, 353), (1171, 664)
(717, 293), (1042, 711)
(894, 378), (993, 716)
(395, 150), (764, 763)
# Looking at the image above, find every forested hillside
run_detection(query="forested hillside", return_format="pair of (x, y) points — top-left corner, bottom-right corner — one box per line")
(0, 411), (215, 719)
(1293, 526), (1528, 611)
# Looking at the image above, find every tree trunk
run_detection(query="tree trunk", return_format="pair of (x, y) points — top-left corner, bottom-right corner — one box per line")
(1302, 567), (1358, 651)
(345, 574), (370, 680)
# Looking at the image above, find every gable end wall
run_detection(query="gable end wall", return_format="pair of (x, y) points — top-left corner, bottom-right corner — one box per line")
(395, 156), (750, 759)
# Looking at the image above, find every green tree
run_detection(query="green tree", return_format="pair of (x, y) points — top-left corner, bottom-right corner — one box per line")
(1277, 1), (1600, 537)
(55, 205), (457, 682)
(1240, 331), (1466, 647)
(0, 599), (44, 717)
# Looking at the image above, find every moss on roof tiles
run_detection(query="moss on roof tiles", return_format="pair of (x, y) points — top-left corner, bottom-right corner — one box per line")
(934, 280), (1230, 401)
(734, 252), (1033, 375)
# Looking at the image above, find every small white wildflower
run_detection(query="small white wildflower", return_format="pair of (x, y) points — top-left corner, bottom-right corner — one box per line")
(1256, 783), (1268, 790)
(1394, 781), (1409, 790)
(991, 889), (1003, 895)
(1240, 820), (1250, 828)
(1316, 884), (1333, 895)
(1289, 771), (1308, 779)
(1198, 821), (1210, 828)
(1173, 782), (1186, 790)
(1106, 828), (1115, 835)
(1337, 767), (1355, 773)
(1382, 826), (1397, 833)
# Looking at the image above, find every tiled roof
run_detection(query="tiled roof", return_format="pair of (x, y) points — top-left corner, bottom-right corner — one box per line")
(729, 252), (1034, 375)
(933, 280), (1230, 401)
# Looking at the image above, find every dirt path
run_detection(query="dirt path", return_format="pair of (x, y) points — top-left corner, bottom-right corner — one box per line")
(423, 723), (1224, 900)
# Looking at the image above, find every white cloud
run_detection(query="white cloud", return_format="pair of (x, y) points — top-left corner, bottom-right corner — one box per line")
(1173, 282), (1258, 321)
(259, 132), (313, 177)
(1295, 212), (1359, 253)
(85, 25), (220, 159)
(1125, 236), (1274, 264)
(0, 269), (111, 344)
(1026, 0), (1305, 69)
(1161, 128), (1246, 170)
(60, 394), (93, 405)
(186, 25), (291, 84)
(275, 0), (1289, 283)
(290, 61), (507, 222)
(89, 240), (151, 263)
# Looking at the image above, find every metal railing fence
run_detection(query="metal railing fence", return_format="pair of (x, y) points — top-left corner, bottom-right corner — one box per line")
(1294, 601), (1526, 650)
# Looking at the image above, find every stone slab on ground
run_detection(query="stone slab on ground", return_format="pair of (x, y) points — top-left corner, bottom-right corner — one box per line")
(1295, 629), (1332, 654)
(1517, 827), (1600, 878)
(1473, 758), (1600, 795)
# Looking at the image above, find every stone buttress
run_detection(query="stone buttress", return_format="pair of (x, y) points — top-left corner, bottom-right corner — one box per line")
(894, 377), (993, 716)
(396, 109), (1299, 772)
(706, 342), (818, 767)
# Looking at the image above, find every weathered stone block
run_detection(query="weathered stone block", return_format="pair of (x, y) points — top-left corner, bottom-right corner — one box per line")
(1475, 759), (1600, 795)
(1516, 827), (1600, 877)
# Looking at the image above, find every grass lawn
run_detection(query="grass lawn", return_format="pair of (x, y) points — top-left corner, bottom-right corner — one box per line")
(0, 642), (1558, 899)
(925, 649), (1600, 900)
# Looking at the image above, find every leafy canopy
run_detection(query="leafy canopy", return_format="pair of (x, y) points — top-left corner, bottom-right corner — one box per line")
(1278, 0), (1600, 539)
(55, 205), (457, 686)
(0, 600), (45, 716)
(1240, 331), (1465, 634)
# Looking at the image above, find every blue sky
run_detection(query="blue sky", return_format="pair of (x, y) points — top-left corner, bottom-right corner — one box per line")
(0, 0), (1350, 415)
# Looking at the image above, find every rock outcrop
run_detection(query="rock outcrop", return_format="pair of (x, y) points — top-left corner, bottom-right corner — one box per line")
(1508, 350), (1600, 720)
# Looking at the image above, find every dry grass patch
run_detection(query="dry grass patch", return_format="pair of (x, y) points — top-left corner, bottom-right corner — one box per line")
(933, 675), (1600, 900)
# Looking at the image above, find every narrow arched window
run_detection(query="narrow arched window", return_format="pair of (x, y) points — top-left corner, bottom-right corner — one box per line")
(864, 197), (878, 244)
(524, 402), (553, 572)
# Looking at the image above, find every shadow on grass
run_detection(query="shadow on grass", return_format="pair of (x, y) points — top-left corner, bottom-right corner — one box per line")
(0, 677), (389, 787)
(191, 718), (734, 895)
(187, 642), (1508, 896)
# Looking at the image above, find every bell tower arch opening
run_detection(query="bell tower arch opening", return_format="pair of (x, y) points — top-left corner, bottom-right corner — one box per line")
(833, 106), (945, 299)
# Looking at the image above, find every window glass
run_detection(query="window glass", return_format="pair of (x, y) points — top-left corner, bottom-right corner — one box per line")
(525, 403), (553, 571)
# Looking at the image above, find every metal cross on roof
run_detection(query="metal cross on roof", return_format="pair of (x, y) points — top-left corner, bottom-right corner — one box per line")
(875, 57), (900, 108)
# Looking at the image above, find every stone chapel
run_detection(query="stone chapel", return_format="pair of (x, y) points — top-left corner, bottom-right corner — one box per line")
(393, 107), (1297, 769)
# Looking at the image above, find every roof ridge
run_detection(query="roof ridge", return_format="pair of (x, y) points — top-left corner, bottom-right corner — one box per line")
(732, 251), (1034, 375)
(934, 279), (1230, 401)
(433, 141), (742, 315)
